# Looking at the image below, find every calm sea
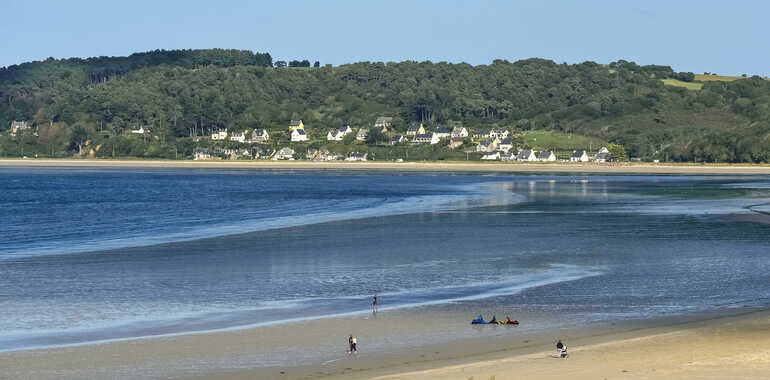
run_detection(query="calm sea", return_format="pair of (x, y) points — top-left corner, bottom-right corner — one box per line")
(1, 168), (770, 352)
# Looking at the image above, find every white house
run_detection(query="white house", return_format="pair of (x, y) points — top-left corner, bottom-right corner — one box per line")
(451, 126), (469, 138)
(472, 130), (490, 140)
(9, 120), (31, 137)
(229, 131), (246, 143)
(327, 125), (352, 141)
(273, 147), (295, 160)
(570, 150), (589, 162)
(346, 152), (368, 161)
(594, 147), (611, 162)
(211, 129), (228, 140)
(356, 128), (369, 141)
(537, 150), (557, 162)
(391, 135), (407, 145)
(481, 151), (501, 160)
(490, 129), (509, 139)
(406, 123), (425, 136)
(251, 129), (269, 143)
(193, 147), (211, 160)
(435, 126), (452, 139)
(130, 126), (149, 135)
(498, 139), (513, 153)
(448, 137), (464, 149)
(374, 117), (393, 132)
(516, 149), (538, 162)
(291, 128), (309, 142)
(413, 132), (439, 145)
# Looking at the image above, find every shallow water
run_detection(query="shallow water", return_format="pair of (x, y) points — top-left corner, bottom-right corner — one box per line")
(1, 169), (770, 353)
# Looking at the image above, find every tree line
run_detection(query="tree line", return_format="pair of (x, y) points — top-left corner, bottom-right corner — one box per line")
(1, 49), (769, 162)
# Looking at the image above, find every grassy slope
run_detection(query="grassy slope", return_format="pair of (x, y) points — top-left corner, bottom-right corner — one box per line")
(662, 79), (703, 90)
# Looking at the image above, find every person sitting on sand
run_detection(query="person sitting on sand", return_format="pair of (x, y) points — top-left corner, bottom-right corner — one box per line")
(556, 340), (567, 357)
(505, 316), (514, 324)
(489, 315), (498, 324)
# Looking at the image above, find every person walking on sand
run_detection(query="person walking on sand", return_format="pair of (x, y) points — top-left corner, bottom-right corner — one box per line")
(351, 336), (358, 353)
(372, 293), (378, 313)
(348, 335), (354, 354)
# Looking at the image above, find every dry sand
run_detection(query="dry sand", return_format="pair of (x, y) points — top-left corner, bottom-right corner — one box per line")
(3, 158), (770, 174)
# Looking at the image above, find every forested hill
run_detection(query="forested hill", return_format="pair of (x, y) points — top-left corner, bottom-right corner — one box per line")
(2, 48), (770, 162)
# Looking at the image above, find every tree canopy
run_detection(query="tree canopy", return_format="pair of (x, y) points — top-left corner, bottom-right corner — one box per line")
(2, 49), (770, 162)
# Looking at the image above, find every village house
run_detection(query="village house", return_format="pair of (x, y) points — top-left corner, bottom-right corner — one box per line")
(327, 125), (352, 141)
(130, 126), (149, 135)
(413, 132), (440, 145)
(406, 122), (425, 136)
(571, 150), (589, 162)
(229, 131), (246, 143)
(9, 120), (31, 137)
(391, 135), (407, 145)
(516, 149), (538, 162)
(374, 117), (393, 133)
(451, 126), (469, 138)
(356, 128), (369, 141)
(211, 129), (228, 140)
(435, 126), (452, 139)
(472, 130), (490, 140)
(291, 128), (309, 142)
(537, 150), (557, 162)
(216, 147), (250, 160)
(448, 137), (464, 149)
(346, 152), (368, 161)
(481, 151), (501, 160)
(501, 152), (518, 162)
(288, 120), (305, 132)
(251, 146), (264, 159)
(594, 147), (612, 162)
(475, 136), (501, 152)
(498, 138), (514, 153)
(490, 129), (509, 139)
(273, 147), (295, 160)
(193, 147), (211, 160)
(251, 129), (270, 143)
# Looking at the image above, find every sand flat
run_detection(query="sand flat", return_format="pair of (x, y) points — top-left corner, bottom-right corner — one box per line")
(2, 310), (769, 380)
(4, 158), (770, 174)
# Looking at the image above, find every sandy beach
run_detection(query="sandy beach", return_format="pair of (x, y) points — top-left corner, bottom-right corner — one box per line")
(1, 309), (768, 380)
(4, 158), (770, 174)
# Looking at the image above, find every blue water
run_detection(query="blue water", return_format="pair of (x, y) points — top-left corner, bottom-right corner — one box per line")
(2, 168), (770, 352)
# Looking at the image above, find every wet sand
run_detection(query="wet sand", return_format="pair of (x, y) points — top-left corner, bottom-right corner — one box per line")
(4, 158), (770, 174)
(1, 309), (768, 380)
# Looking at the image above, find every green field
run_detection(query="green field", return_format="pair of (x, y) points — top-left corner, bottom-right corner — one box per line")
(662, 79), (704, 90)
(694, 74), (744, 82)
(521, 130), (606, 151)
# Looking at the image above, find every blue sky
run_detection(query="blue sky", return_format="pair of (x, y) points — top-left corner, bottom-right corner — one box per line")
(1, 0), (767, 76)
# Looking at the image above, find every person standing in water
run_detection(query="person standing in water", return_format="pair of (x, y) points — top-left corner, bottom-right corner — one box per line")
(372, 293), (378, 313)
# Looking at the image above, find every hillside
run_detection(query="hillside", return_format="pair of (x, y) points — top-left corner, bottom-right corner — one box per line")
(1, 50), (770, 162)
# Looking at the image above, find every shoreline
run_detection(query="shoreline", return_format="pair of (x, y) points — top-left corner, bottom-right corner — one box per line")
(1, 306), (767, 380)
(4, 158), (770, 174)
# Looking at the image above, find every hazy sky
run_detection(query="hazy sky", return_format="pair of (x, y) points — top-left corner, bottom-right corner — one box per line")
(1, 0), (767, 76)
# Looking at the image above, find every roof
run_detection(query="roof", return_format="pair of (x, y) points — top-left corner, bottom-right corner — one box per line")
(375, 116), (393, 123)
(517, 149), (533, 158)
(391, 135), (405, 141)
(572, 150), (586, 157)
(436, 127), (452, 134)
(414, 133), (434, 139)
(193, 147), (209, 153)
(289, 120), (303, 126)
(500, 139), (512, 145)
(595, 152), (611, 160)
(537, 151), (554, 159)
(254, 129), (268, 136)
(294, 129), (306, 135)
(337, 125), (350, 132)
(407, 124), (422, 131)
(474, 130), (490, 135)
